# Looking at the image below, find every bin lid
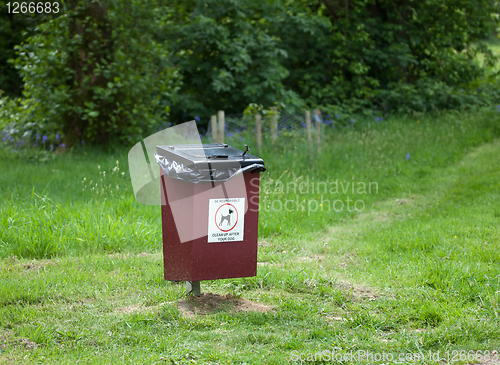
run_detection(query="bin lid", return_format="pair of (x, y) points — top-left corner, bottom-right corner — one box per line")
(156, 143), (264, 169)
(155, 143), (265, 183)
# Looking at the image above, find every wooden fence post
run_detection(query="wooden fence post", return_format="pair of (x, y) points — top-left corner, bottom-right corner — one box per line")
(211, 115), (218, 143)
(218, 110), (225, 144)
(305, 110), (312, 148)
(271, 107), (278, 144)
(314, 109), (321, 153)
(255, 113), (262, 151)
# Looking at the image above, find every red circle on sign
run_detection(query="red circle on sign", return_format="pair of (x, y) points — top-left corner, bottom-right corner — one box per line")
(215, 203), (239, 232)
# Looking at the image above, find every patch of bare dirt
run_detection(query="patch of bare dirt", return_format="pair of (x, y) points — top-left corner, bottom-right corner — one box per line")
(257, 262), (283, 267)
(22, 259), (55, 272)
(325, 315), (347, 322)
(296, 254), (324, 263)
(107, 252), (161, 259)
(177, 293), (273, 317)
(0, 330), (38, 350)
(397, 195), (419, 206)
(115, 303), (162, 315)
(373, 212), (391, 222)
(476, 351), (500, 365)
(338, 252), (358, 268)
(336, 280), (378, 301)
(258, 240), (271, 247)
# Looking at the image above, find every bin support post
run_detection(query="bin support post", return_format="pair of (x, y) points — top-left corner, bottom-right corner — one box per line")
(186, 281), (201, 296)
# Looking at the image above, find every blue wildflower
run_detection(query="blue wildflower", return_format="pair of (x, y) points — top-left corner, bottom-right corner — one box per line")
(42, 135), (48, 143)
(195, 116), (200, 122)
(81, 140), (85, 145)
(56, 133), (60, 141)
(375, 117), (380, 121)
(227, 132), (234, 138)
(350, 119), (354, 123)
(406, 153), (410, 160)
(36, 133), (40, 140)
(50, 145), (54, 151)
(60, 143), (66, 148)
(336, 114), (341, 118)
(381, 118), (384, 121)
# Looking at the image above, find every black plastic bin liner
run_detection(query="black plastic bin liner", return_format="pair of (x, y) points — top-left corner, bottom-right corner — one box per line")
(155, 143), (265, 184)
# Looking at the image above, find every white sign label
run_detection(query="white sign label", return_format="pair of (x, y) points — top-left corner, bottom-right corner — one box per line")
(207, 198), (245, 243)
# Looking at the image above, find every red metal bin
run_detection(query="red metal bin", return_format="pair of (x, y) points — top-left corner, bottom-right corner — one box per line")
(155, 143), (266, 283)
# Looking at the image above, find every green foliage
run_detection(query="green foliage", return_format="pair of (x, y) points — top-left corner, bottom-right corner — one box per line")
(11, 0), (177, 145)
(1, 0), (499, 149)
(165, 0), (304, 122)
(164, 0), (500, 120)
(273, 0), (500, 113)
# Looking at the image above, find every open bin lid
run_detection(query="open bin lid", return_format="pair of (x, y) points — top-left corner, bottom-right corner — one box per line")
(155, 143), (265, 183)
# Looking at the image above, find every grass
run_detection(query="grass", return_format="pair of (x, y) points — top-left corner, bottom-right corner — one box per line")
(1, 107), (500, 363)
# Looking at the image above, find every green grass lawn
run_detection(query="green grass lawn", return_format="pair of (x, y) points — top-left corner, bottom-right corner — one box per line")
(1, 108), (500, 364)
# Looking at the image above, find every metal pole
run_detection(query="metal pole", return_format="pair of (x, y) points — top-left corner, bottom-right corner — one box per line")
(186, 281), (201, 296)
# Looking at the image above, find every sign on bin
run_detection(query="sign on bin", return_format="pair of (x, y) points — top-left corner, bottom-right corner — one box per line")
(208, 197), (246, 243)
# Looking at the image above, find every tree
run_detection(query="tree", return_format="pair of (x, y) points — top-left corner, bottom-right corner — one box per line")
(273, 0), (499, 113)
(165, 0), (303, 123)
(13, 0), (177, 145)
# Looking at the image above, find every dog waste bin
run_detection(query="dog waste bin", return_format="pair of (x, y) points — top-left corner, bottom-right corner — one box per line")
(155, 143), (266, 293)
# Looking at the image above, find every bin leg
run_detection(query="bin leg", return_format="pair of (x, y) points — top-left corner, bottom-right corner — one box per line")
(186, 281), (201, 296)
